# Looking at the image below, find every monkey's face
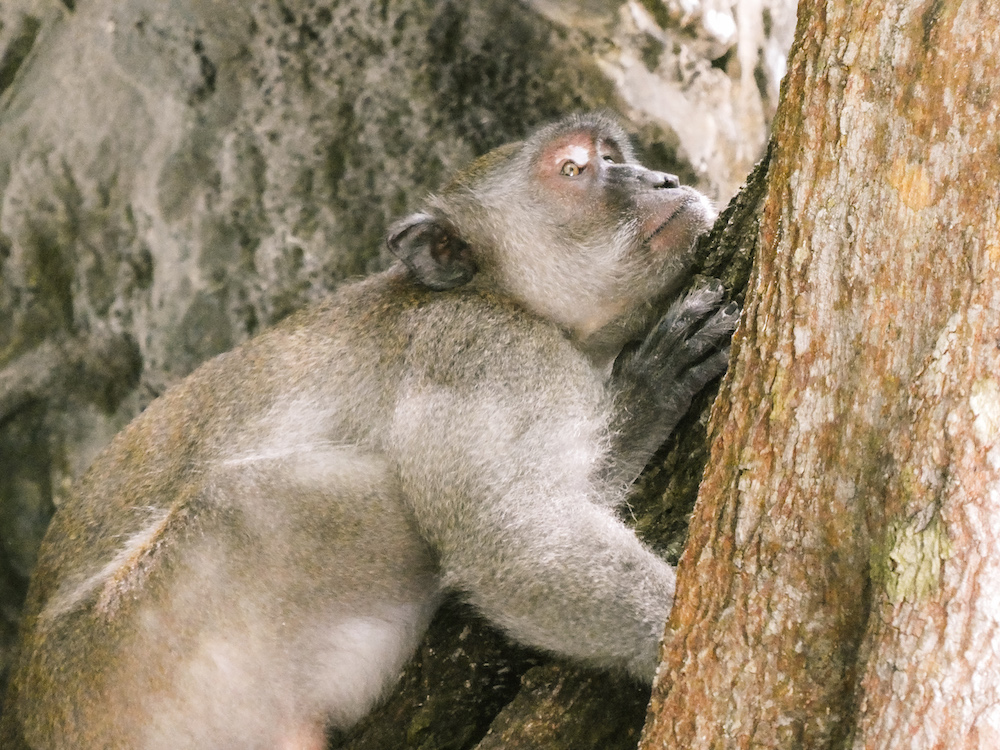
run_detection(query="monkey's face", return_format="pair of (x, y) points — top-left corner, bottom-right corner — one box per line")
(388, 114), (715, 361)
(489, 117), (715, 352)
(528, 123), (714, 268)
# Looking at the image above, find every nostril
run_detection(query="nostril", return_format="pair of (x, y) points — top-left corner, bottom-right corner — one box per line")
(644, 170), (680, 189)
(623, 167), (683, 189)
(659, 172), (680, 189)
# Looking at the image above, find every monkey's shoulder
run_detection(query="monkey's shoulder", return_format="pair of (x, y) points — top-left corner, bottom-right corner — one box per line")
(393, 286), (600, 395)
(290, 269), (594, 380)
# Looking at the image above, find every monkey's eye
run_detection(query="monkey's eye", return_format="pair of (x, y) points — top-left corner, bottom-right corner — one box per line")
(560, 161), (583, 177)
(602, 155), (617, 164)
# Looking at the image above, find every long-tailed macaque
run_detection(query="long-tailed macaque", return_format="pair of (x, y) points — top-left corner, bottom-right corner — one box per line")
(1, 113), (738, 749)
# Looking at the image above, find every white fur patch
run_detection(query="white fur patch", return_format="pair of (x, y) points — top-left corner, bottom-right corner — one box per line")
(136, 600), (438, 748)
(304, 602), (439, 727)
(556, 144), (592, 168)
(41, 507), (171, 622)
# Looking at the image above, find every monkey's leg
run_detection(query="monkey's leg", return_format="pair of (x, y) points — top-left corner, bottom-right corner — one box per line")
(22, 446), (441, 749)
(172, 447), (443, 736)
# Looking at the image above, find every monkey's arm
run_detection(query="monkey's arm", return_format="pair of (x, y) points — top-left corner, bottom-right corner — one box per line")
(390, 310), (675, 681)
(607, 280), (739, 486)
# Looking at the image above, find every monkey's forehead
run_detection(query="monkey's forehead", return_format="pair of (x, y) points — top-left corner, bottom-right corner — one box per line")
(444, 142), (523, 193)
(438, 113), (634, 196)
(535, 128), (633, 172)
(527, 113), (634, 153)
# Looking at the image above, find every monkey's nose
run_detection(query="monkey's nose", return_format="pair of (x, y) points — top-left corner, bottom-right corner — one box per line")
(650, 171), (681, 189)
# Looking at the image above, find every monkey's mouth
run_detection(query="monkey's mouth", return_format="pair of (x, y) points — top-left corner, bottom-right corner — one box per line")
(641, 189), (714, 250)
(644, 208), (684, 244)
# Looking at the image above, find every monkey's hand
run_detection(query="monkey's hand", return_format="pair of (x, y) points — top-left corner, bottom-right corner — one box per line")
(609, 280), (740, 482)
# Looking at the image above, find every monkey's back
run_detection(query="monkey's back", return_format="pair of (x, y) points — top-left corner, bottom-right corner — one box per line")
(2, 265), (606, 749)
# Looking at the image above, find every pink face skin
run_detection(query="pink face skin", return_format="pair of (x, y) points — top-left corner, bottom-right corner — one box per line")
(533, 130), (627, 204)
(531, 128), (708, 259)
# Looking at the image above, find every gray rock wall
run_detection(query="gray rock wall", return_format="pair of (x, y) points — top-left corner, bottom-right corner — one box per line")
(0, 0), (795, 715)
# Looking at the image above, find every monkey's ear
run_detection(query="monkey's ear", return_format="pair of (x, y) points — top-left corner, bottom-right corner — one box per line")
(386, 213), (478, 291)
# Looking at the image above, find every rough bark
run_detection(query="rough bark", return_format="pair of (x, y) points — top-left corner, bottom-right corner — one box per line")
(642, 0), (1000, 747)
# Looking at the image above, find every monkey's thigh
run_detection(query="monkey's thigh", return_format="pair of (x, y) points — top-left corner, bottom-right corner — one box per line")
(123, 447), (442, 745)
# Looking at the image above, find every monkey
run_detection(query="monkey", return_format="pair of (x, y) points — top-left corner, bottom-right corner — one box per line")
(1, 113), (738, 749)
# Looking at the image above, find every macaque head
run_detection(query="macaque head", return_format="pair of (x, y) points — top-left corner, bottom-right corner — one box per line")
(387, 113), (715, 360)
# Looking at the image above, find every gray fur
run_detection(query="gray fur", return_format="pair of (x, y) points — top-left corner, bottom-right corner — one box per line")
(2, 114), (736, 749)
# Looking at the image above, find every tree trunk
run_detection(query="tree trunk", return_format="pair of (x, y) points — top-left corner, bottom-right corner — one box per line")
(642, 0), (1000, 747)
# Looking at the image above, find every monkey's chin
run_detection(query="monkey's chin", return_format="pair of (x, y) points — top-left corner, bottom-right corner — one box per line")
(644, 190), (715, 257)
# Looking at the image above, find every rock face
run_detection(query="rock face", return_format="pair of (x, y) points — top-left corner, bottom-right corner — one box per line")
(0, 0), (794, 729)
